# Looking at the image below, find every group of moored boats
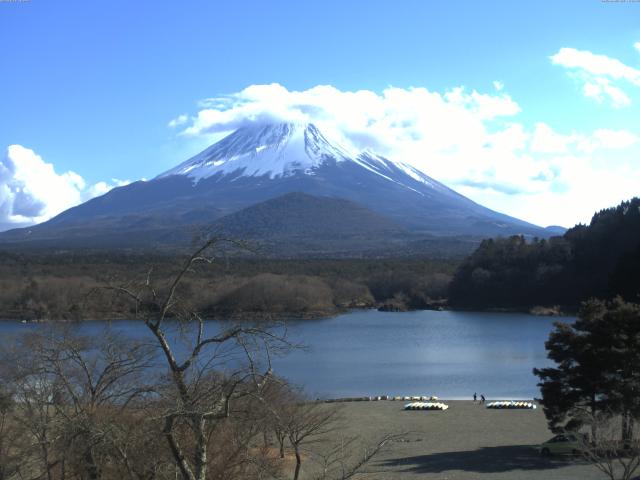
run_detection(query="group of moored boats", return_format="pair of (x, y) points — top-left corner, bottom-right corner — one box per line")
(485, 401), (536, 409)
(404, 401), (449, 411)
(405, 400), (537, 411)
(323, 395), (439, 403)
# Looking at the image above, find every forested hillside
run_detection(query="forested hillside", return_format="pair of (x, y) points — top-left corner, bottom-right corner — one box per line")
(448, 198), (640, 311)
(0, 253), (455, 321)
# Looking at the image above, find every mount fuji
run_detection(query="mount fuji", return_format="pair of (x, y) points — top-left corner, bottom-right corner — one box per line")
(0, 122), (553, 255)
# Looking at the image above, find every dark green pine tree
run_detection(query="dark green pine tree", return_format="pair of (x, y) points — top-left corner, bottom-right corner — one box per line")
(534, 298), (640, 441)
(583, 298), (640, 441)
(534, 318), (605, 438)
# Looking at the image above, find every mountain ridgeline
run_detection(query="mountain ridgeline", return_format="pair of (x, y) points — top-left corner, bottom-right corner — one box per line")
(448, 198), (640, 310)
(0, 122), (553, 256)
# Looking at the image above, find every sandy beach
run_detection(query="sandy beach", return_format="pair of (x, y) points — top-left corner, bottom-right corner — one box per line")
(303, 400), (607, 480)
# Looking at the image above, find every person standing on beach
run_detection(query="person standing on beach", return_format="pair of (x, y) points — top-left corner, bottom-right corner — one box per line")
(473, 392), (477, 403)
(480, 394), (485, 404)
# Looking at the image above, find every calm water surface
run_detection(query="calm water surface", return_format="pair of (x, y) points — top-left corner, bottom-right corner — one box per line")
(0, 310), (569, 400)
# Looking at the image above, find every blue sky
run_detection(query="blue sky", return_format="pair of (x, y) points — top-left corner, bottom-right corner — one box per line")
(1, 0), (639, 229)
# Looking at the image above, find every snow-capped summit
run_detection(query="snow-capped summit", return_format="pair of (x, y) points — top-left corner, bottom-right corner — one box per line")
(160, 122), (354, 180)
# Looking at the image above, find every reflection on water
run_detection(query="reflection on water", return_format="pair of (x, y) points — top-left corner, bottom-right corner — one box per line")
(0, 309), (570, 399)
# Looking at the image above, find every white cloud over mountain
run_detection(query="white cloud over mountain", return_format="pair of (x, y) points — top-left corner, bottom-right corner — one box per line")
(170, 83), (639, 227)
(551, 44), (640, 108)
(0, 145), (129, 231)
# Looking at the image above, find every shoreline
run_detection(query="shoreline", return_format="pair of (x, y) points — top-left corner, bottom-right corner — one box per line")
(0, 303), (577, 323)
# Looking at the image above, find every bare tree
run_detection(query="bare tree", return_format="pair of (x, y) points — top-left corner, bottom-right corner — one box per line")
(108, 237), (290, 480)
(0, 382), (25, 480)
(287, 403), (340, 480)
(260, 387), (341, 480)
(308, 432), (404, 480)
(2, 332), (67, 479)
(578, 411), (640, 480)
(259, 376), (293, 459)
(1, 327), (158, 480)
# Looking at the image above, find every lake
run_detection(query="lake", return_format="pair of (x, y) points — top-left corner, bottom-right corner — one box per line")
(0, 309), (569, 400)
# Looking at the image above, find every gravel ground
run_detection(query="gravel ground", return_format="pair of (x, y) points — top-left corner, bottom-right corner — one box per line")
(304, 400), (609, 480)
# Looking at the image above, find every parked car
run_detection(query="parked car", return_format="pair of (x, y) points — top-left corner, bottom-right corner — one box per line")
(538, 433), (586, 456)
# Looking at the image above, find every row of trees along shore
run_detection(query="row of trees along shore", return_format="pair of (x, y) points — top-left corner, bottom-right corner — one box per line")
(449, 197), (640, 311)
(0, 238), (399, 480)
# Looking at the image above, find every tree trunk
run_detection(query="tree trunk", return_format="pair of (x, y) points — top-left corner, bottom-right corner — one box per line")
(621, 411), (634, 444)
(591, 395), (598, 443)
(84, 448), (101, 480)
(275, 429), (286, 458)
(164, 420), (195, 480)
(293, 446), (302, 480)
(194, 416), (208, 480)
(41, 439), (53, 480)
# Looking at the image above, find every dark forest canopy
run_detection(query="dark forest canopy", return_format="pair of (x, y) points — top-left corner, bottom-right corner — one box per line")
(448, 198), (640, 311)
